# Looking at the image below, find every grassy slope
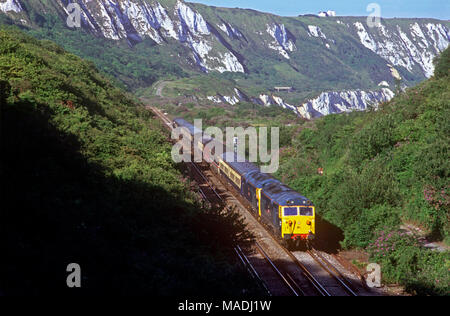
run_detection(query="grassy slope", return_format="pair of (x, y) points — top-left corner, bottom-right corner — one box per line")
(0, 6), (191, 91)
(275, 48), (450, 295)
(0, 28), (257, 295)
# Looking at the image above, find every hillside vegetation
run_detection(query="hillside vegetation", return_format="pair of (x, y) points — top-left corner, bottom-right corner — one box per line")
(276, 48), (450, 295)
(0, 28), (256, 295)
(0, 9), (190, 91)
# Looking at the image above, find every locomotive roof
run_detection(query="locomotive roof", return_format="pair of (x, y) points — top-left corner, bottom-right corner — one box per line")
(245, 170), (312, 206)
(221, 152), (259, 176)
(262, 181), (312, 206)
(173, 118), (203, 136)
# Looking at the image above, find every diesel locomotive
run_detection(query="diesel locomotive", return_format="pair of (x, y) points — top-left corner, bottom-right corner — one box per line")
(173, 118), (315, 245)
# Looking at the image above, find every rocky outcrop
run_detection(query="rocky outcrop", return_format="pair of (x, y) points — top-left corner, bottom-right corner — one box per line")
(353, 21), (450, 78)
(207, 88), (394, 120)
(0, 0), (22, 13)
(298, 89), (395, 119)
(218, 21), (245, 40)
(207, 88), (248, 105)
(3, 0), (449, 109)
(53, 0), (245, 73)
(266, 23), (296, 59)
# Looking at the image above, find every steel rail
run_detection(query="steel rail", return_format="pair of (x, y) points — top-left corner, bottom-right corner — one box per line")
(190, 162), (223, 202)
(287, 251), (331, 296)
(235, 197), (331, 296)
(254, 242), (300, 297)
(234, 245), (272, 296)
(285, 272), (306, 296)
(149, 106), (173, 129)
(307, 248), (358, 296)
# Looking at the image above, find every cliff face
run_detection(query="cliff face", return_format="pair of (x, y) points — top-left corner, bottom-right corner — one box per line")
(3, 1), (448, 78)
(0, 0), (22, 13)
(352, 20), (449, 78)
(208, 88), (395, 119)
(298, 89), (395, 119)
(2, 0), (449, 118)
(63, 0), (247, 74)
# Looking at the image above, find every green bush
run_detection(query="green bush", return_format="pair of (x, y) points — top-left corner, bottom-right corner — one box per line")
(349, 114), (398, 167)
(344, 205), (401, 248)
(367, 230), (450, 295)
(0, 28), (258, 295)
(434, 47), (450, 79)
(276, 48), (450, 295)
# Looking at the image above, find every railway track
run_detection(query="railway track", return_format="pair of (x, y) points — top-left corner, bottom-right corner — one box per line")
(191, 163), (302, 296)
(184, 162), (310, 296)
(149, 106), (365, 296)
(189, 162), (223, 206)
(149, 106), (173, 130)
(234, 245), (272, 296)
(253, 241), (304, 296)
(192, 159), (358, 296)
(307, 247), (358, 296)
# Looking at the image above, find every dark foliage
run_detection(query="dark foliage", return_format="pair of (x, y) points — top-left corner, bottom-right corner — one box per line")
(0, 28), (258, 295)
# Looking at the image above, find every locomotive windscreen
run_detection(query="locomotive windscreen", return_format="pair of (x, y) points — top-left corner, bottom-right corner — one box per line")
(300, 207), (313, 216)
(284, 207), (298, 216)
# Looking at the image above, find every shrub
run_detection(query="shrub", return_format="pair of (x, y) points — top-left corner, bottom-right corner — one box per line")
(433, 47), (450, 79)
(0, 28), (258, 295)
(349, 114), (398, 167)
(367, 230), (450, 296)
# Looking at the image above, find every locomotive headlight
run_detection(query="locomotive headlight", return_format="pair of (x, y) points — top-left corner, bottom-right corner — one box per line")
(306, 220), (311, 225)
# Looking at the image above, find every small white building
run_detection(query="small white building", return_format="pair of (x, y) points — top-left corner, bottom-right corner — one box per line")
(318, 10), (336, 17)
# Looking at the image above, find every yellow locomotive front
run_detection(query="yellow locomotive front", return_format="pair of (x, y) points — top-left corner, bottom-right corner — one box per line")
(244, 174), (317, 245)
(280, 205), (315, 241)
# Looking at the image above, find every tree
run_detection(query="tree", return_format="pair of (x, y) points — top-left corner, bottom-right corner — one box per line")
(0, 80), (10, 105)
(433, 47), (450, 79)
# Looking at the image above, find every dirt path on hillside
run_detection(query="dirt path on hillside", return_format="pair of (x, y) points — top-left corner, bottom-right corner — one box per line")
(154, 81), (168, 97)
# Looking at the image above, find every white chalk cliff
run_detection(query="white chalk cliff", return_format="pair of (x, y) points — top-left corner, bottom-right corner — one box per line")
(353, 21), (449, 78)
(298, 89), (395, 119)
(0, 0), (22, 13)
(51, 0), (245, 74)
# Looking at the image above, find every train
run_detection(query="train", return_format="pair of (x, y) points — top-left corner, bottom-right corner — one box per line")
(173, 118), (315, 246)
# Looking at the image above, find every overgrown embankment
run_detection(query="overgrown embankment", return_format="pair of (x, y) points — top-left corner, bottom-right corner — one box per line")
(276, 48), (450, 295)
(0, 28), (255, 295)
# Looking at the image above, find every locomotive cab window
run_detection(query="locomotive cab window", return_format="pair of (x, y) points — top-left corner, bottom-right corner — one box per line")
(283, 207), (298, 216)
(300, 207), (313, 216)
